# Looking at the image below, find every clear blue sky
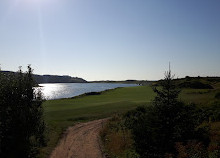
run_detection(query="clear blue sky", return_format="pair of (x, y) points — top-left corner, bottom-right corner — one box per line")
(0, 0), (219, 81)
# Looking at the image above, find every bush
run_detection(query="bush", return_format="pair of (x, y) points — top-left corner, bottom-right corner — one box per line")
(206, 102), (220, 121)
(175, 141), (208, 158)
(124, 104), (209, 158)
(0, 66), (46, 158)
(124, 70), (210, 158)
(215, 92), (220, 99)
(100, 115), (138, 158)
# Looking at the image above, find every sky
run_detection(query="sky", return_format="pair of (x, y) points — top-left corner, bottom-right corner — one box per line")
(0, 0), (219, 81)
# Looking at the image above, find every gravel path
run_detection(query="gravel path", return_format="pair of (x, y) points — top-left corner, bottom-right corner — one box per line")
(50, 119), (108, 158)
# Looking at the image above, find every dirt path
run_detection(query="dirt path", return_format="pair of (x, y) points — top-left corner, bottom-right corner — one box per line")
(50, 118), (108, 158)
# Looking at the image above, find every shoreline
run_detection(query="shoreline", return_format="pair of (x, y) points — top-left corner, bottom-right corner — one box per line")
(43, 83), (140, 101)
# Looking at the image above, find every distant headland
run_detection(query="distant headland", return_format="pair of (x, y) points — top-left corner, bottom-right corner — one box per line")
(0, 71), (87, 83)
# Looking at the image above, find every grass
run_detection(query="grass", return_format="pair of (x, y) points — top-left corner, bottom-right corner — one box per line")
(180, 88), (220, 106)
(40, 82), (220, 158)
(100, 87), (220, 158)
(44, 86), (155, 122)
(180, 89), (214, 105)
(40, 86), (155, 157)
(100, 115), (138, 158)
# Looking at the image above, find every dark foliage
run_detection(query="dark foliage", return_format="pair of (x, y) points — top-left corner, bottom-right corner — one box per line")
(178, 81), (213, 89)
(84, 92), (101, 96)
(0, 66), (46, 158)
(205, 102), (220, 122)
(124, 70), (210, 158)
(215, 92), (220, 99)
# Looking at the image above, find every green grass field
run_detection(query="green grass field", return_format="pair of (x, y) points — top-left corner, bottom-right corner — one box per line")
(40, 86), (155, 157)
(40, 83), (220, 158)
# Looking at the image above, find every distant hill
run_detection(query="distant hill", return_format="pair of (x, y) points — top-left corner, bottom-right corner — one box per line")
(91, 80), (153, 85)
(0, 71), (87, 84)
(33, 74), (87, 83)
(154, 76), (220, 89)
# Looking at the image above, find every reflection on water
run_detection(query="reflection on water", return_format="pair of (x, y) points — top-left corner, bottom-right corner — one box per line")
(37, 83), (138, 100)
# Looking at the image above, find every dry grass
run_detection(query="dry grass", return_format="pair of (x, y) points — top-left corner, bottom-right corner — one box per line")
(100, 115), (137, 158)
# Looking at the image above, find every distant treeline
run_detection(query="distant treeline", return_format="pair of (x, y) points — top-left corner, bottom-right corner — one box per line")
(0, 71), (87, 84)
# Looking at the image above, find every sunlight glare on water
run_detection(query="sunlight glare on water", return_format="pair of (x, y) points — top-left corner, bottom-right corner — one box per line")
(38, 83), (138, 100)
(39, 83), (67, 100)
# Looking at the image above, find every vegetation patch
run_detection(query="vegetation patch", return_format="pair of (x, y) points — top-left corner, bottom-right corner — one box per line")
(178, 81), (213, 89)
(215, 92), (220, 99)
(41, 86), (155, 158)
(101, 73), (220, 158)
(0, 67), (46, 158)
(40, 76), (220, 158)
(100, 115), (139, 158)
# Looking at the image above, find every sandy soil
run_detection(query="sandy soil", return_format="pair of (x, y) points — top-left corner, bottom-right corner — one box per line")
(50, 119), (108, 158)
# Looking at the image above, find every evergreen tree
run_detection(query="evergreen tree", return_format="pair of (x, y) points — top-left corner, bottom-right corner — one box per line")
(153, 70), (180, 107)
(125, 69), (209, 158)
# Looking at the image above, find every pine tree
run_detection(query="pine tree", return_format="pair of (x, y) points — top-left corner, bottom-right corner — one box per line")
(125, 68), (209, 158)
(153, 69), (180, 107)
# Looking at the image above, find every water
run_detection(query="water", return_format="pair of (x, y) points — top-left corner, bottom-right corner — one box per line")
(37, 83), (138, 100)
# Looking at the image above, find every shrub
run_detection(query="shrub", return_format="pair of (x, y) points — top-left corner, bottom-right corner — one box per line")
(205, 102), (220, 121)
(100, 115), (138, 158)
(215, 92), (220, 99)
(0, 66), (46, 158)
(175, 141), (208, 158)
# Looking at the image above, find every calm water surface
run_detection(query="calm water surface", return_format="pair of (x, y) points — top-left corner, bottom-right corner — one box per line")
(38, 83), (138, 100)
